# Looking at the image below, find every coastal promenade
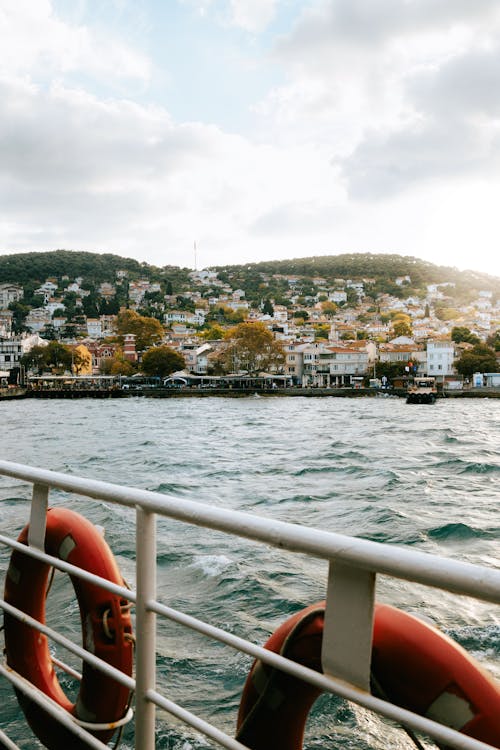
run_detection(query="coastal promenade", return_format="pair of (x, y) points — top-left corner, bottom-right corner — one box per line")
(1, 386), (499, 400)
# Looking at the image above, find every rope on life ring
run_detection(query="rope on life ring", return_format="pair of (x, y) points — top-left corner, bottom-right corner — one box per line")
(3, 507), (134, 750)
(236, 601), (500, 750)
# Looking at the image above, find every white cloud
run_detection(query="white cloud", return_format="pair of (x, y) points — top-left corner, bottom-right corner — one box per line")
(0, 65), (343, 266)
(260, 0), (500, 206)
(227, 0), (278, 32)
(0, 0), (500, 276)
(0, 0), (151, 84)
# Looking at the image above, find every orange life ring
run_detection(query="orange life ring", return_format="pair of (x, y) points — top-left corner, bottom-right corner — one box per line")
(236, 601), (500, 750)
(3, 507), (134, 750)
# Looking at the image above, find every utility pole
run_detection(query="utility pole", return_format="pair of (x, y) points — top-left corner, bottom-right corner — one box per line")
(194, 241), (197, 271)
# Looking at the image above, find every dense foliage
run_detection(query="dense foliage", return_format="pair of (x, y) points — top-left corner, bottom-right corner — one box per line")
(214, 254), (500, 311)
(141, 346), (185, 378)
(218, 322), (285, 375)
(1, 250), (498, 305)
(454, 344), (497, 377)
(113, 310), (164, 351)
(0, 250), (192, 291)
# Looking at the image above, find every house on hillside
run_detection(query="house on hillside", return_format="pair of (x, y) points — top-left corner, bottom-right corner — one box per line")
(0, 284), (23, 309)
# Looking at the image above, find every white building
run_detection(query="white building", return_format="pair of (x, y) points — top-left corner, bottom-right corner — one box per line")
(0, 334), (47, 371)
(0, 284), (23, 309)
(426, 340), (457, 380)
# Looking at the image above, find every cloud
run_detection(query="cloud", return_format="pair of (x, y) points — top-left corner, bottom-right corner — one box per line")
(1, 0), (500, 275)
(0, 0), (151, 84)
(262, 0), (500, 201)
(227, 0), (278, 32)
(0, 60), (342, 265)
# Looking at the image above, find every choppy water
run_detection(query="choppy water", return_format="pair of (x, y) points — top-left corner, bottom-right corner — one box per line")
(0, 395), (499, 749)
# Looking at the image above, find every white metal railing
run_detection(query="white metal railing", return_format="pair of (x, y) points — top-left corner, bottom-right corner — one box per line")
(0, 459), (499, 750)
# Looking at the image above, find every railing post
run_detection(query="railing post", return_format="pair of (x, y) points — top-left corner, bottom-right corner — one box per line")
(28, 483), (49, 550)
(135, 508), (157, 749)
(321, 561), (375, 691)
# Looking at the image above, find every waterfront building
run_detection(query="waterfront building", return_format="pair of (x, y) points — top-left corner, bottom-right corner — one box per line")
(0, 334), (47, 372)
(378, 343), (426, 374)
(318, 345), (370, 388)
(426, 339), (458, 381)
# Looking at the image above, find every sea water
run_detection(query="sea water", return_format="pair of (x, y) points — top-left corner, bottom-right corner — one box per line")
(0, 396), (499, 749)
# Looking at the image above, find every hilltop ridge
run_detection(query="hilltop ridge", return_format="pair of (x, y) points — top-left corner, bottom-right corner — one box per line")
(0, 249), (499, 292)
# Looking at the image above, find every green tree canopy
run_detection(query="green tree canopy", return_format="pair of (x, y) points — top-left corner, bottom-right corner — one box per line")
(141, 346), (185, 378)
(454, 344), (497, 378)
(200, 324), (225, 340)
(114, 309), (164, 351)
(262, 298), (274, 316)
(21, 341), (72, 374)
(486, 330), (500, 351)
(451, 326), (481, 345)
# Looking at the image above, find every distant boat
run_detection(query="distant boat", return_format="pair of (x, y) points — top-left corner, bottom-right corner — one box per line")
(406, 376), (437, 404)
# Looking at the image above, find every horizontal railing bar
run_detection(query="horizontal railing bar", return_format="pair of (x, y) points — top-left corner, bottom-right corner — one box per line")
(1, 460), (499, 602)
(51, 655), (82, 681)
(0, 533), (136, 604)
(147, 600), (497, 750)
(0, 663), (110, 750)
(0, 599), (135, 693)
(146, 688), (250, 750)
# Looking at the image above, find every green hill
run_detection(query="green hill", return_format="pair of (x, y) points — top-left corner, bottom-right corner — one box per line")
(0, 249), (191, 289)
(0, 249), (498, 302)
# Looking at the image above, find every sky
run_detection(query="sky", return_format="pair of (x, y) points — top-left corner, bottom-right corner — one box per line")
(1, 0), (500, 276)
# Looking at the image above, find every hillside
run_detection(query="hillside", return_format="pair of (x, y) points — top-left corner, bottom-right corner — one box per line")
(0, 249), (192, 290)
(0, 249), (499, 301)
(215, 253), (500, 289)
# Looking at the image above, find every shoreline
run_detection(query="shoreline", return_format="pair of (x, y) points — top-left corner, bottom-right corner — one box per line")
(2, 387), (499, 400)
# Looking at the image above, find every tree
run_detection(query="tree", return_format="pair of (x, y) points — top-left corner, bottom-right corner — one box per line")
(72, 345), (92, 375)
(114, 310), (164, 351)
(200, 324), (225, 340)
(141, 346), (185, 378)
(8, 301), (30, 333)
(393, 320), (413, 337)
(486, 330), (500, 351)
(222, 322), (285, 375)
(262, 298), (274, 316)
(314, 324), (330, 340)
(43, 341), (73, 373)
(21, 341), (72, 374)
(99, 351), (136, 376)
(391, 313), (413, 338)
(454, 344), (497, 378)
(451, 327), (480, 345)
(20, 345), (48, 374)
(321, 301), (337, 318)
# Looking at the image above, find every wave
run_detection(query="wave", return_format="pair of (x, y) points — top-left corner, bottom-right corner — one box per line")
(427, 522), (483, 541)
(433, 457), (500, 474)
